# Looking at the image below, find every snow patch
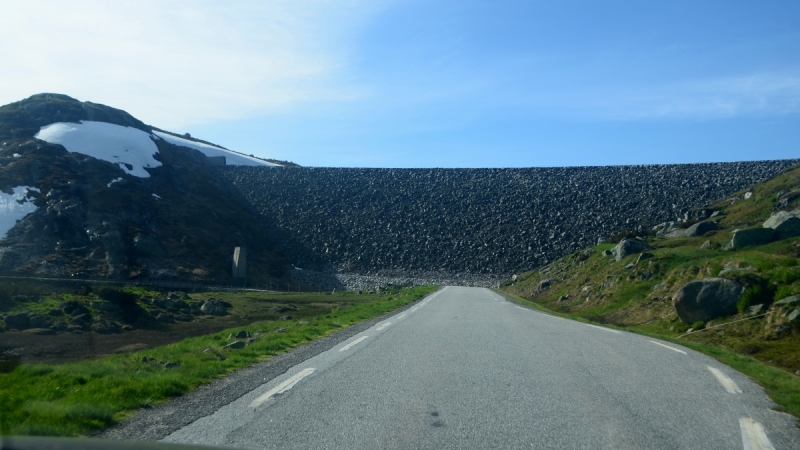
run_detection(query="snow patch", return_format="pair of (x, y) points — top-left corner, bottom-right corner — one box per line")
(152, 131), (281, 167)
(35, 121), (162, 178)
(12, 153), (20, 158)
(0, 186), (39, 239)
(107, 177), (123, 187)
(152, 193), (161, 200)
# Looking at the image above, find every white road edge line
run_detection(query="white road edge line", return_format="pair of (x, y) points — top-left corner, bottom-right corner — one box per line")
(707, 366), (742, 394)
(250, 368), (315, 408)
(397, 313), (407, 319)
(586, 324), (621, 334)
(515, 306), (525, 310)
(376, 322), (391, 331)
(338, 336), (369, 352)
(740, 417), (776, 450)
(649, 340), (687, 354)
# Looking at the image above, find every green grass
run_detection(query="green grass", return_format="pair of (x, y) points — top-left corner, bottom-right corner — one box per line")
(0, 285), (437, 437)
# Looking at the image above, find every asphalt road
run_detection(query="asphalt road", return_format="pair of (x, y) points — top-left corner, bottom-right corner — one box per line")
(162, 287), (800, 449)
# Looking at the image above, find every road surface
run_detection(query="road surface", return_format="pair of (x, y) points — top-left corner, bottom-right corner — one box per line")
(163, 286), (799, 449)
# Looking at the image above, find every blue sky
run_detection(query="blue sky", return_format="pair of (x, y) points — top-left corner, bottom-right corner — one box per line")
(2, 1), (799, 167)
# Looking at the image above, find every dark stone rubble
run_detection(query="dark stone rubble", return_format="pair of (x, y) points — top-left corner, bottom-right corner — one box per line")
(217, 160), (799, 282)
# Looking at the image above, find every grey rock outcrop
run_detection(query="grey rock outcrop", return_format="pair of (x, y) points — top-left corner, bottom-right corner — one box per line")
(728, 228), (774, 249)
(223, 340), (245, 350)
(4, 312), (30, 330)
(672, 278), (744, 323)
(775, 295), (799, 307)
(201, 300), (227, 316)
(28, 315), (51, 329)
(611, 239), (654, 262)
(763, 210), (800, 240)
(156, 313), (175, 324)
(684, 221), (719, 237)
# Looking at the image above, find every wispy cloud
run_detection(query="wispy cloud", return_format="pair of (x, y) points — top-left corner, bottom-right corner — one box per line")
(573, 71), (800, 120)
(0, 0), (386, 128)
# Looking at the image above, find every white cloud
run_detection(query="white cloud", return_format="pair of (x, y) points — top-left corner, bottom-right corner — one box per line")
(578, 72), (800, 120)
(0, 0), (385, 128)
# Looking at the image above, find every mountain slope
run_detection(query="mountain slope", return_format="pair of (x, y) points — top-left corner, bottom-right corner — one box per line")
(500, 162), (800, 376)
(0, 93), (293, 284)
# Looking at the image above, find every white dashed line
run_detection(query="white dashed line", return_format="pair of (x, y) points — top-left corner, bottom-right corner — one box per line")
(338, 336), (368, 352)
(649, 340), (687, 354)
(376, 322), (391, 331)
(740, 418), (776, 450)
(586, 324), (621, 334)
(411, 307), (419, 312)
(515, 306), (525, 310)
(250, 368), (315, 408)
(397, 313), (407, 319)
(707, 366), (742, 394)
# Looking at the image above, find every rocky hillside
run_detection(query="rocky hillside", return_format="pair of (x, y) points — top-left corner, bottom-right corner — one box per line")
(218, 162), (799, 277)
(500, 162), (800, 376)
(0, 94), (291, 284)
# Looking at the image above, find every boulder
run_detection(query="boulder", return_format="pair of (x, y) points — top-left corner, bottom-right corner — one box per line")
(167, 299), (189, 309)
(763, 210), (800, 240)
(156, 313), (175, 324)
(4, 312), (30, 329)
(684, 221), (718, 237)
(91, 301), (121, 313)
(152, 299), (169, 309)
(72, 313), (92, 323)
(28, 315), (51, 329)
(656, 222), (679, 237)
(201, 300), (227, 316)
(233, 330), (250, 339)
(536, 279), (553, 291)
(672, 278), (744, 323)
(785, 308), (800, 323)
(745, 304), (765, 315)
(636, 252), (653, 264)
(68, 305), (89, 316)
(223, 340), (245, 350)
(611, 239), (654, 262)
(729, 228), (774, 249)
(775, 295), (799, 307)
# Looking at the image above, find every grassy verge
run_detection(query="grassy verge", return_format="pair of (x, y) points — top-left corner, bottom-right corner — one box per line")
(497, 289), (800, 421)
(0, 285), (437, 437)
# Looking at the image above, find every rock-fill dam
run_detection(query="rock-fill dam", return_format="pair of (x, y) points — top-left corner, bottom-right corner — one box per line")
(217, 160), (798, 287)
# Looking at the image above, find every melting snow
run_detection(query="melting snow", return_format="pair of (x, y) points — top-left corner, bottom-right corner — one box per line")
(152, 131), (280, 167)
(35, 121), (162, 178)
(107, 177), (123, 187)
(0, 186), (39, 239)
